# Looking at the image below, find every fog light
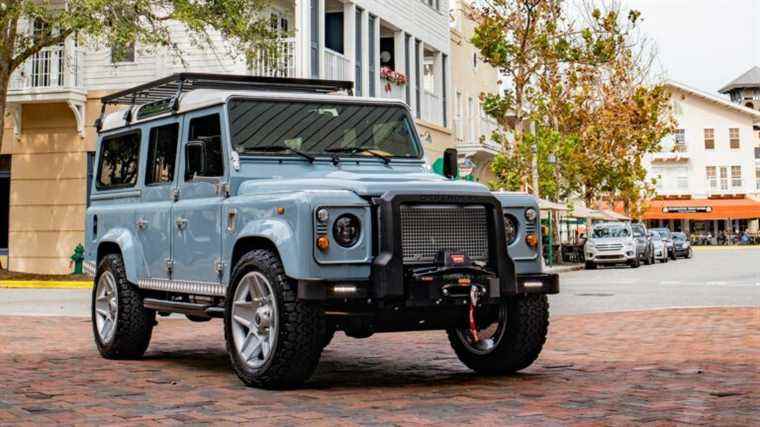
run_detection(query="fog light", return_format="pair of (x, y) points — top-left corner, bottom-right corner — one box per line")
(316, 235), (330, 251)
(333, 285), (357, 293)
(524, 281), (543, 289)
(525, 233), (538, 248)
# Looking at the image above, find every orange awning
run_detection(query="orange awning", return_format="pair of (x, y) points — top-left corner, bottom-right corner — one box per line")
(641, 198), (760, 220)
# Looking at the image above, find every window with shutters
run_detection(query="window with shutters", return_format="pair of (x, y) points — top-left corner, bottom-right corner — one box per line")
(729, 128), (740, 149)
(704, 128), (715, 149)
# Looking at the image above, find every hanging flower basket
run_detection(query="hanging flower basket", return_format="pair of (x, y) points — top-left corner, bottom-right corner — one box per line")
(380, 66), (407, 93)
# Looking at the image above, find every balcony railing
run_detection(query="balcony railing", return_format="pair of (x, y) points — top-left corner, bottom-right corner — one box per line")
(250, 38), (296, 78)
(455, 115), (501, 153)
(9, 44), (84, 94)
(323, 48), (350, 81)
(421, 91), (442, 125)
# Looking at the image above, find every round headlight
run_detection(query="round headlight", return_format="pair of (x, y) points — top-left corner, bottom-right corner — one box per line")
(333, 214), (361, 247)
(525, 208), (538, 222)
(504, 214), (518, 245)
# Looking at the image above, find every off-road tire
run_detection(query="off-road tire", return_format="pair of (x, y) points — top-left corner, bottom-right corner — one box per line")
(686, 248), (693, 259)
(585, 261), (596, 270)
(225, 249), (325, 389)
(92, 254), (155, 359)
(447, 294), (549, 375)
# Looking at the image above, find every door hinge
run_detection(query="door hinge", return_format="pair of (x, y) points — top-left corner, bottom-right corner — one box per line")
(170, 188), (179, 202)
(214, 258), (225, 274)
(165, 258), (174, 273)
(217, 181), (231, 198)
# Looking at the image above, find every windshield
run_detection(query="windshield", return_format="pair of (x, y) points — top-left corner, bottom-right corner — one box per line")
(654, 230), (671, 239)
(228, 99), (422, 159)
(673, 233), (686, 241)
(592, 225), (630, 238)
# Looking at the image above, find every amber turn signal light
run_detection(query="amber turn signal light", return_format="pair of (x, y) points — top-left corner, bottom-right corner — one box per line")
(525, 233), (538, 249)
(316, 235), (330, 251)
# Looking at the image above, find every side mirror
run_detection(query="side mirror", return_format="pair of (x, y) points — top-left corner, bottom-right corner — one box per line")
(443, 148), (458, 179)
(185, 140), (206, 180)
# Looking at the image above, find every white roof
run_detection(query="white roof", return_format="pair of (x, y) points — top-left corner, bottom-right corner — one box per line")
(100, 89), (408, 132)
(666, 80), (760, 119)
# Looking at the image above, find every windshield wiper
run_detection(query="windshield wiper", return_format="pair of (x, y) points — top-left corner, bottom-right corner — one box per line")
(241, 145), (315, 163)
(324, 147), (391, 164)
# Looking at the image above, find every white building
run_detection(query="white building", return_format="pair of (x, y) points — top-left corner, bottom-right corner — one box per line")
(642, 80), (760, 237)
(2, 0), (455, 273)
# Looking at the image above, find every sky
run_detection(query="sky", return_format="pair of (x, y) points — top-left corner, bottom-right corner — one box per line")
(621, 0), (760, 96)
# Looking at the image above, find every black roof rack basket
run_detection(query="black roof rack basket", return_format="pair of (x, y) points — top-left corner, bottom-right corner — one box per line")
(96, 73), (354, 129)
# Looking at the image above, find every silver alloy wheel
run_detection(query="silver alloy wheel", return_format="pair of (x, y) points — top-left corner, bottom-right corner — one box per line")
(455, 305), (508, 355)
(231, 271), (278, 369)
(94, 271), (119, 344)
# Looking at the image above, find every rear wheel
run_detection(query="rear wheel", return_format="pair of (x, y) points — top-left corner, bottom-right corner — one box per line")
(225, 249), (325, 389)
(92, 254), (155, 359)
(447, 295), (549, 375)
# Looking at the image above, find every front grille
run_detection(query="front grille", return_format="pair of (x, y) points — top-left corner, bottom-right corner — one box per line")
(596, 243), (623, 251)
(400, 205), (489, 264)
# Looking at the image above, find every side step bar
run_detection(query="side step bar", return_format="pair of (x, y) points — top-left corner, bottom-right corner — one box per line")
(143, 298), (225, 319)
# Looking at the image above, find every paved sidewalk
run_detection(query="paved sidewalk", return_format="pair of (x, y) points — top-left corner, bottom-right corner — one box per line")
(0, 307), (757, 425)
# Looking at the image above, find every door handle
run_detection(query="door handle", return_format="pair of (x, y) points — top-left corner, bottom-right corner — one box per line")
(136, 218), (149, 230)
(176, 217), (189, 230)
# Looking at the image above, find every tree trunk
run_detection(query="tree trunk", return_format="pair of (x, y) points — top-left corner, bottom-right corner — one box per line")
(0, 68), (10, 146)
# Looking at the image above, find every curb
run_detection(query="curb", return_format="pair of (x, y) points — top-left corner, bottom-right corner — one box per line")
(546, 264), (584, 274)
(0, 280), (93, 289)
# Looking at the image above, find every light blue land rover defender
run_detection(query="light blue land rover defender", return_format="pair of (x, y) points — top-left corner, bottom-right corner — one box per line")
(85, 73), (559, 389)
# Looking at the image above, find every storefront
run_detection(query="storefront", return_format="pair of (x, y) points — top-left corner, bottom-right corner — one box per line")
(641, 198), (760, 240)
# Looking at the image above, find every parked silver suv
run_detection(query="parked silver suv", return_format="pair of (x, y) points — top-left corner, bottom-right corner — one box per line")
(584, 222), (639, 269)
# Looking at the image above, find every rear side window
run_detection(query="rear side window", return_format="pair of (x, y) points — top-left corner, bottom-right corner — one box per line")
(146, 123), (179, 185)
(97, 131), (141, 190)
(186, 114), (224, 180)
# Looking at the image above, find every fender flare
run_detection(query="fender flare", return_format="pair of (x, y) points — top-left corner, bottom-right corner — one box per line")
(233, 219), (301, 276)
(96, 227), (145, 284)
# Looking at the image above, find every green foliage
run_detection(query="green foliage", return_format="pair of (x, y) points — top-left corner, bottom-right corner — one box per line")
(473, 0), (674, 215)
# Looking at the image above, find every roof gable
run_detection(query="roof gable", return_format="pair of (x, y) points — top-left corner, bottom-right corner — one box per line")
(666, 81), (760, 120)
(719, 66), (760, 93)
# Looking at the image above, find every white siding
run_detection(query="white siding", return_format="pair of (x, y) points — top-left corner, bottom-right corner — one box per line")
(354, 0), (450, 53)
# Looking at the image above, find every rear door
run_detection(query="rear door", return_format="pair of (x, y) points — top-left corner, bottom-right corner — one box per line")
(171, 110), (226, 284)
(135, 119), (180, 279)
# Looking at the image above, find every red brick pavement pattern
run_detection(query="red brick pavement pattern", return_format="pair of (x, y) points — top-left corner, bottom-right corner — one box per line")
(0, 307), (758, 425)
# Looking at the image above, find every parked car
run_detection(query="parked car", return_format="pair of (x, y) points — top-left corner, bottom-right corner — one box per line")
(84, 73), (559, 389)
(650, 228), (676, 260)
(584, 222), (639, 269)
(631, 223), (654, 265)
(649, 232), (669, 263)
(672, 232), (693, 258)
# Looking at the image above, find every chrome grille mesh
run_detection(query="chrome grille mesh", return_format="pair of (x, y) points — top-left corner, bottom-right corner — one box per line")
(400, 205), (489, 263)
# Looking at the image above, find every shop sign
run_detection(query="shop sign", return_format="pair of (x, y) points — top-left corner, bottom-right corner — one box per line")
(662, 206), (712, 213)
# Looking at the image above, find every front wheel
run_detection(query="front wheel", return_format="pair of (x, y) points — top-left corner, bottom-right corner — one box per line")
(224, 249), (325, 389)
(585, 261), (596, 270)
(92, 254), (155, 359)
(447, 295), (549, 375)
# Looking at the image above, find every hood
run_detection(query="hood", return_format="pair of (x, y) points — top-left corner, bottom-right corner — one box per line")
(588, 237), (631, 245)
(236, 165), (492, 197)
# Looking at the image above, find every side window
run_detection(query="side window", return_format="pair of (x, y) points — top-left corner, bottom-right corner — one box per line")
(146, 123), (179, 185)
(186, 114), (224, 180)
(97, 132), (141, 190)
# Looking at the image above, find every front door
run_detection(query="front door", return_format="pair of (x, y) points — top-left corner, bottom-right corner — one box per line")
(135, 120), (180, 279)
(171, 110), (225, 283)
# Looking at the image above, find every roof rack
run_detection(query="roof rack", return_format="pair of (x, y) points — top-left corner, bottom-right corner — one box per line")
(96, 73), (354, 129)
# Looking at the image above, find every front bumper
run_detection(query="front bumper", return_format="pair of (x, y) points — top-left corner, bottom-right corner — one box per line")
(586, 249), (636, 264)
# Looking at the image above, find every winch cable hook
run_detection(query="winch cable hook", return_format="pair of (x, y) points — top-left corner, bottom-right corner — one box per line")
(468, 284), (480, 343)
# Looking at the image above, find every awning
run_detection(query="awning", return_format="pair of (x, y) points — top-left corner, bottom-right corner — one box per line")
(567, 206), (609, 220)
(641, 198), (760, 220)
(601, 210), (630, 221)
(539, 199), (568, 211)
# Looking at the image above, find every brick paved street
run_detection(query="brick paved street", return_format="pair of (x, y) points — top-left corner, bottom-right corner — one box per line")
(0, 307), (757, 425)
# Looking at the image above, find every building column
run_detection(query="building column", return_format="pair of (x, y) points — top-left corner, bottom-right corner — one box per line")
(343, 2), (357, 84)
(405, 34), (415, 109)
(416, 40), (424, 117)
(294, 0), (311, 78)
(359, 10), (369, 96)
(317, 0), (326, 79)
